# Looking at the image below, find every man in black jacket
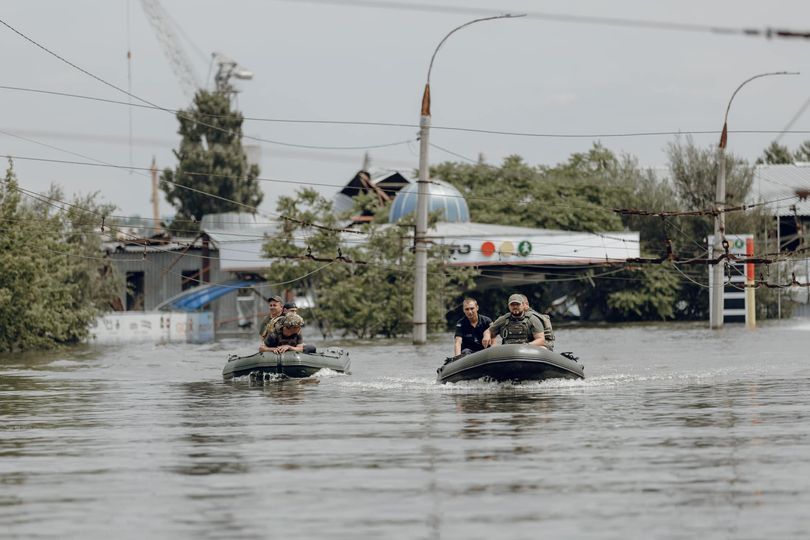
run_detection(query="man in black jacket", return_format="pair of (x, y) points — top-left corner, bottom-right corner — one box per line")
(453, 298), (492, 356)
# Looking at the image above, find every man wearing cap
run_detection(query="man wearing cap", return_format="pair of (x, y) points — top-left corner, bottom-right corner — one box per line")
(259, 295), (284, 340)
(282, 301), (298, 315)
(259, 313), (306, 354)
(481, 293), (546, 348)
(453, 298), (492, 356)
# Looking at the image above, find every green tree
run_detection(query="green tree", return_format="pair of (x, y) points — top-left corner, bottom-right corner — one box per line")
(434, 144), (625, 233)
(263, 189), (476, 338)
(793, 141), (810, 162)
(436, 144), (684, 322)
(0, 161), (119, 352)
(160, 90), (262, 232)
(756, 141), (793, 164)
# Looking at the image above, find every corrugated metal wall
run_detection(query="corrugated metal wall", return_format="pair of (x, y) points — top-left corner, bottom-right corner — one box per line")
(107, 247), (273, 338)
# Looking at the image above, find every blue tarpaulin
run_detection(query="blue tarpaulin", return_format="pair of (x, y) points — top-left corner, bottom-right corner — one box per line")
(157, 279), (257, 312)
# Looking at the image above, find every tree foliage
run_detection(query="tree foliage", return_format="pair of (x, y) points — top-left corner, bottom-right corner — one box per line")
(263, 189), (476, 338)
(433, 147), (626, 233)
(160, 90), (262, 232)
(0, 161), (120, 352)
(756, 139), (810, 164)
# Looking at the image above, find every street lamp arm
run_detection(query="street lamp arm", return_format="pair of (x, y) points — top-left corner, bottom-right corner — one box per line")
(422, 13), (525, 115)
(720, 70), (798, 148)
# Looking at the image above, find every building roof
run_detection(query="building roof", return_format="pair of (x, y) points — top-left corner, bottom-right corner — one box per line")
(333, 170), (413, 215)
(752, 164), (810, 217)
(202, 212), (278, 272)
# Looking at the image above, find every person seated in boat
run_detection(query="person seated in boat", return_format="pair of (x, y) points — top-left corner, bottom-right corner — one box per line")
(259, 313), (306, 354)
(522, 295), (555, 351)
(453, 297), (493, 356)
(481, 294), (546, 348)
(258, 295), (284, 339)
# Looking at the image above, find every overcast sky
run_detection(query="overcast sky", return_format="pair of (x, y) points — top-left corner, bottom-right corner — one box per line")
(3, 0), (810, 220)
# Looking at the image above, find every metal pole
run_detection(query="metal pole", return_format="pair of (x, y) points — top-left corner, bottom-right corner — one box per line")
(745, 236), (756, 329)
(709, 71), (797, 330)
(412, 13), (524, 345)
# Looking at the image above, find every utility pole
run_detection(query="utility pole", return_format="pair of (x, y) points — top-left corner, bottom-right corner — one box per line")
(412, 13), (524, 345)
(150, 157), (161, 234)
(710, 71), (796, 329)
(710, 134), (727, 329)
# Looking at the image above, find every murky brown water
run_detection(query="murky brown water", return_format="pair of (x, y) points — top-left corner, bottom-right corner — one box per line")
(2, 321), (810, 539)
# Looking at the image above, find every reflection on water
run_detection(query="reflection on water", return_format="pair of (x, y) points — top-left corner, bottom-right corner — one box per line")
(1, 323), (810, 538)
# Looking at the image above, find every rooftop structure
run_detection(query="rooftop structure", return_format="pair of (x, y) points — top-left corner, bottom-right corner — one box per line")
(388, 179), (470, 223)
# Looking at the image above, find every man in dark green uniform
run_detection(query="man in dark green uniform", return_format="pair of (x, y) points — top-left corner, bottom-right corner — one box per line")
(259, 313), (306, 354)
(482, 294), (546, 348)
(522, 295), (555, 351)
(258, 295), (284, 341)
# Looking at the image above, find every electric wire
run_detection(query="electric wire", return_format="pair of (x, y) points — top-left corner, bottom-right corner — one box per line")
(270, 0), (810, 41)
(8, 84), (810, 140)
(0, 19), (413, 152)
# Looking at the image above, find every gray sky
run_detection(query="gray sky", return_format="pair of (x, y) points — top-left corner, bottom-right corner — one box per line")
(3, 0), (810, 220)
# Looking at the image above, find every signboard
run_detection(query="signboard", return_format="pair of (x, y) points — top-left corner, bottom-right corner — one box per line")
(89, 312), (215, 344)
(708, 234), (754, 324)
(441, 232), (640, 266)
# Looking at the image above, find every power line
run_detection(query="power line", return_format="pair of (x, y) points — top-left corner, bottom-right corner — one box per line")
(0, 19), (413, 152)
(269, 0), (810, 40)
(9, 84), (810, 141)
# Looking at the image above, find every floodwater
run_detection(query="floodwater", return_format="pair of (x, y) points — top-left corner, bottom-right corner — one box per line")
(2, 322), (810, 540)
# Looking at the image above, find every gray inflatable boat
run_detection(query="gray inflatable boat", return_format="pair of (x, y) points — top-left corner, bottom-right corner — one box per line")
(437, 344), (584, 384)
(223, 348), (350, 380)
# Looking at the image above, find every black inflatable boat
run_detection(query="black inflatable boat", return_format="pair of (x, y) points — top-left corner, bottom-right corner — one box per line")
(223, 348), (350, 380)
(437, 344), (584, 384)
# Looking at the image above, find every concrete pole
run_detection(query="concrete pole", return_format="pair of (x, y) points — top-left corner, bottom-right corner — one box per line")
(411, 13), (524, 345)
(710, 144), (727, 329)
(709, 71), (796, 330)
(150, 157), (161, 233)
(413, 89), (431, 344)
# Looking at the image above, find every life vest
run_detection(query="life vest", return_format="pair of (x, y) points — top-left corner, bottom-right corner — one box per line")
(260, 315), (283, 339)
(501, 315), (533, 344)
(530, 312), (555, 351)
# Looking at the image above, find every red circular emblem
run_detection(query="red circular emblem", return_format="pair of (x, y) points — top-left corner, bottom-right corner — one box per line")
(481, 241), (495, 257)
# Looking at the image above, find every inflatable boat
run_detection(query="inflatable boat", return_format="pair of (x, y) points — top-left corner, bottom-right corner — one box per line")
(223, 348), (350, 380)
(437, 344), (584, 384)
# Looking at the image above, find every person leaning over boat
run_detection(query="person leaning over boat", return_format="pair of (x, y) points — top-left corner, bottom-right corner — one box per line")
(259, 313), (306, 354)
(522, 295), (555, 351)
(481, 294), (546, 348)
(258, 295), (284, 340)
(453, 298), (493, 356)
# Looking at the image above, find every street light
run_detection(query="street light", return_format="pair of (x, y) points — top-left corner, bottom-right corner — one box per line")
(710, 71), (798, 329)
(412, 13), (525, 345)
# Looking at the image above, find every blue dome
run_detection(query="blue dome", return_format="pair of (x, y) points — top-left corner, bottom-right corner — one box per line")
(388, 179), (470, 223)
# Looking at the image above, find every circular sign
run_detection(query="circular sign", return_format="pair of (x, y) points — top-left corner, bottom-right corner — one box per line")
(481, 241), (496, 257)
(499, 241), (515, 256)
(734, 238), (744, 249)
(518, 240), (532, 256)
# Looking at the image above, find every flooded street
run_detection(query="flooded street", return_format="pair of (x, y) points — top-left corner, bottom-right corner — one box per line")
(2, 322), (810, 539)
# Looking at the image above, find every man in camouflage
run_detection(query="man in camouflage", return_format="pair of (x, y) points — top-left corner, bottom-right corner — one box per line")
(522, 295), (555, 351)
(481, 294), (546, 348)
(259, 313), (306, 354)
(258, 295), (284, 341)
